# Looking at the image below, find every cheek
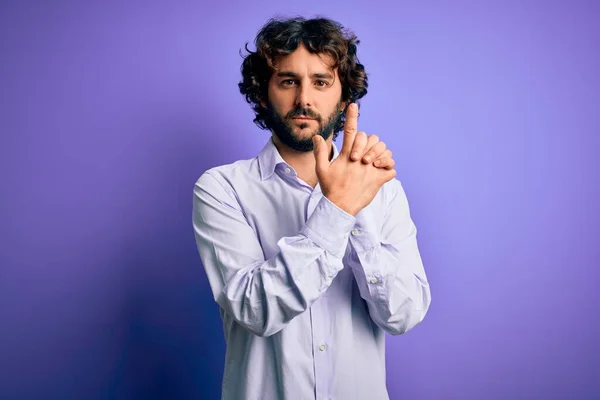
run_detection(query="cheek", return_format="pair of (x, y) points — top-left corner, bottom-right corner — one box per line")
(267, 89), (291, 113)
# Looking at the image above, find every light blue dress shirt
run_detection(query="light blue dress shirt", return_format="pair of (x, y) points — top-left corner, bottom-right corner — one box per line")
(192, 137), (431, 400)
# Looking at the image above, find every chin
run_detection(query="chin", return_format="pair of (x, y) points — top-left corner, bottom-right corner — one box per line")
(291, 125), (315, 135)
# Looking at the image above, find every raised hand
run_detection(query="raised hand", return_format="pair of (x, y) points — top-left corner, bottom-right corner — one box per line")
(312, 103), (396, 216)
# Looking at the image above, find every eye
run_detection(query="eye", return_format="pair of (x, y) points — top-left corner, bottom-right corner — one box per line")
(315, 80), (329, 87)
(281, 79), (297, 86)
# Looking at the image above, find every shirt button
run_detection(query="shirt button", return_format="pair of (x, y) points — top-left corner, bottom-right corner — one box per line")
(351, 228), (360, 236)
(369, 277), (378, 284)
(318, 344), (326, 351)
(284, 167), (291, 174)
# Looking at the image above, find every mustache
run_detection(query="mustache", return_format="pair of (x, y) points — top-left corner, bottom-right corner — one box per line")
(286, 107), (321, 120)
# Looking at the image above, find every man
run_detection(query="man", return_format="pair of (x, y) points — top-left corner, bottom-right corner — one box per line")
(193, 16), (431, 400)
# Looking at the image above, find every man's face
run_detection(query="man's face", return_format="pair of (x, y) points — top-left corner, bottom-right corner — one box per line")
(263, 44), (344, 152)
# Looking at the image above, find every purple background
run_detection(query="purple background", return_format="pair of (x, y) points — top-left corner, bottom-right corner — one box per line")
(1, 1), (599, 399)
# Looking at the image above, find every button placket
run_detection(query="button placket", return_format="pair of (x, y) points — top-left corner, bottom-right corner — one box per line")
(311, 301), (329, 400)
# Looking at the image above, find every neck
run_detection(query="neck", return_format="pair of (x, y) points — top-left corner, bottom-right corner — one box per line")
(271, 135), (333, 188)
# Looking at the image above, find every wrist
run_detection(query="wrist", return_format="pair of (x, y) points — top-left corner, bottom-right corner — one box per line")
(323, 194), (359, 216)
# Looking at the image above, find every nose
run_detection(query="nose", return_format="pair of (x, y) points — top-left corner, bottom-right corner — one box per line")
(295, 81), (312, 108)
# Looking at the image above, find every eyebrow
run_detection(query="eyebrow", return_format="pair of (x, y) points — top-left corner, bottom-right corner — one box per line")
(276, 71), (334, 80)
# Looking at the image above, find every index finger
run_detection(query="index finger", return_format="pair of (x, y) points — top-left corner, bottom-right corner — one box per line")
(341, 103), (358, 156)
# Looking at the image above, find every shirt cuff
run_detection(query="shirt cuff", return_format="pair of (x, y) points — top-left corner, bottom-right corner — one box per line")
(348, 207), (381, 253)
(349, 227), (380, 254)
(301, 195), (356, 257)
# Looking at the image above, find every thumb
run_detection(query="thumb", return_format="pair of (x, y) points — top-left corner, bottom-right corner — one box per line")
(312, 135), (328, 176)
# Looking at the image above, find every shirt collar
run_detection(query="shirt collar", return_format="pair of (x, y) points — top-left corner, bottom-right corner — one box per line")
(258, 136), (340, 181)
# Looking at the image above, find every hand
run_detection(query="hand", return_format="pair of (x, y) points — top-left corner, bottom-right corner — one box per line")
(350, 133), (395, 170)
(312, 103), (396, 216)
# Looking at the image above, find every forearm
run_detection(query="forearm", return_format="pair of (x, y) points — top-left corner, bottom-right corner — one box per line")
(193, 174), (356, 337)
(347, 180), (431, 335)
(217, 235), (345, 337)
(349, 232), (430, 335)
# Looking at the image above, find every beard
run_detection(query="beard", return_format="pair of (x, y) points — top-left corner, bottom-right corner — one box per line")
(264, 101), (343, 152)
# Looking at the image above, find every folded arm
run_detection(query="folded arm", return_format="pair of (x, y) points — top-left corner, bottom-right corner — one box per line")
(193, 171), (356, 337)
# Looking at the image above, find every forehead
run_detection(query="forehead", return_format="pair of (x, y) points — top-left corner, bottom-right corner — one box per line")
(273, 44), (337, 74)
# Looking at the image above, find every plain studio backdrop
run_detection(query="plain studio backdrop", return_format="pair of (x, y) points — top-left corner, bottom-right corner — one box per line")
(1, 1), (598, 399)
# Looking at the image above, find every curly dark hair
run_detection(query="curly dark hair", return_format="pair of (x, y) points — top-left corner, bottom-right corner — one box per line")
(238, 16), (368, 140)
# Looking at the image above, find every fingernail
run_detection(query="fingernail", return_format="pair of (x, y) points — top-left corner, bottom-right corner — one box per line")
(363, 156), (371, 163)
(351, 152), (358, 160)
(374, 160), (381, 166)
(350, 103), (357, 111)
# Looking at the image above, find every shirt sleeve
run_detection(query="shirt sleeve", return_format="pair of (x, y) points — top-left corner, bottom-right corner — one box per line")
(347, 178), (431, 335)
(192, 171), (356, 337)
